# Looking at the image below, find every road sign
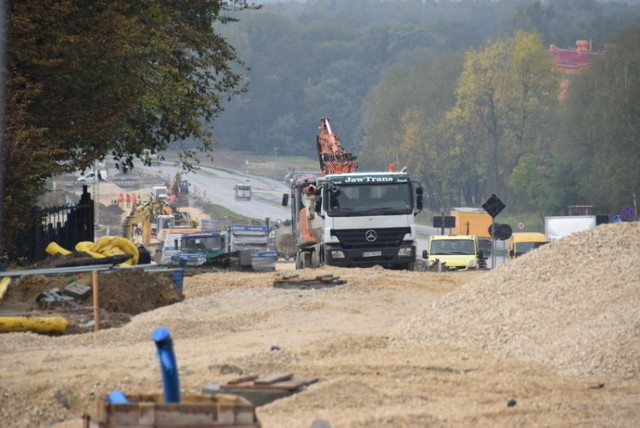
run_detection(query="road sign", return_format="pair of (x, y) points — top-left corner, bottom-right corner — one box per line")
(433, 216), (455, 229)
(482, 194), (505, 219)
(621, 205), (636, 221)
(612, 215), (622, 223)
(517, 222), (525, 230)
(488, 223), (513, 241)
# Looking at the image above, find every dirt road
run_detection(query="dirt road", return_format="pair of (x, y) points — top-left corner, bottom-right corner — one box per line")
(0, 221), (639, 427)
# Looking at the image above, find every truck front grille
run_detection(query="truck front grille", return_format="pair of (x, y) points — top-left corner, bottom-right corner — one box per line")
(332, 227), (410, 249)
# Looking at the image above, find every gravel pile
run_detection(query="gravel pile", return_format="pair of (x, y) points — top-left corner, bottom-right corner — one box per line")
(396, 222), (640, 378)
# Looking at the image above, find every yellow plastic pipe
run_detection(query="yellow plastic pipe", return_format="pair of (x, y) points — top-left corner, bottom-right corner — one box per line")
(0, 316), (68, 334)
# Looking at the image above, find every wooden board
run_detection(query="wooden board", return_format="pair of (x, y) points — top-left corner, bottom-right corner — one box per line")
(87, 392), (261, 427)
(0, 277), (10, 304)
(254, 372), (293, 384)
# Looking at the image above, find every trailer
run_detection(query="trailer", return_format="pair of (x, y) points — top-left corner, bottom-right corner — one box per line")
(544, 215), (597, 241)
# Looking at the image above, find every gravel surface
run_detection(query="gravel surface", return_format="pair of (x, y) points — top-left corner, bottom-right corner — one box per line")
(0, 223), (639, 427)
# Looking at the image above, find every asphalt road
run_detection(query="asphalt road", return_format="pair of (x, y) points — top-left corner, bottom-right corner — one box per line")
(152, 162), (291, 222)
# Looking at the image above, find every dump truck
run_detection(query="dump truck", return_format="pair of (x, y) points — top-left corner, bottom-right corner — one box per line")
(170, 231), (228, 267)
(227, 225), (278, 271)
(283, 117), (423, 270)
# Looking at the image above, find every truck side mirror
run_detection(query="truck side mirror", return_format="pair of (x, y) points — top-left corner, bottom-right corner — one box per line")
(422, 250), (428, 259)
(282, 193), (289, 207)
(414, 184), (423, 213)
(478, 250), (484, 260)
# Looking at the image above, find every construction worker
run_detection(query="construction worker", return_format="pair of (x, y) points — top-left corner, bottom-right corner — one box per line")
(131, 193), (137, 206)
(125, 193), (131, 208)
(118, 193), (125, 208)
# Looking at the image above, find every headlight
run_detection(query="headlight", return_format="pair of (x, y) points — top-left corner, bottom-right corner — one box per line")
(331, 250), (345, 259)
(398, 247), (413, 257)
(468, 260), (478, 268)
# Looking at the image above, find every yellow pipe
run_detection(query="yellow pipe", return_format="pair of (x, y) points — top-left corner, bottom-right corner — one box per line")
(45, 242), (71, 256)
(0, 316), (68, 335)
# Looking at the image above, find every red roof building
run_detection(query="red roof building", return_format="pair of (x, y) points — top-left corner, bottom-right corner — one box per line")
(549, 40), (601, 99)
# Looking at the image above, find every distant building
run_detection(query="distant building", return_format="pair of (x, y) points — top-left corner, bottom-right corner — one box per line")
(549, 40), (601, 99)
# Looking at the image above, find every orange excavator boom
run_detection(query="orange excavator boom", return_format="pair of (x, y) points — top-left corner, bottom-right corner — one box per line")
(316, 117), (358, 175)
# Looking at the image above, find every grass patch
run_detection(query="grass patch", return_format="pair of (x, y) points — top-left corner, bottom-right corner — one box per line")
(199, 201), (262, 225)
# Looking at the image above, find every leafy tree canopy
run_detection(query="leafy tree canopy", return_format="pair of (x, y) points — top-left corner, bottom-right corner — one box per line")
(3, 0), (257, 255)
(8, 0), (257, 175)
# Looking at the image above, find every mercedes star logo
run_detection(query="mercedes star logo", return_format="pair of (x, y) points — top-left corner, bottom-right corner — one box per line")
(365, 230), (377, 242)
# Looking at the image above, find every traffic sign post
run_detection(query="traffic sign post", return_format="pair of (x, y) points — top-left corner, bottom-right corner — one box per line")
(482, 194), (505, 219)
(482, 194), (506, 269)
(621, 205), (636, 221)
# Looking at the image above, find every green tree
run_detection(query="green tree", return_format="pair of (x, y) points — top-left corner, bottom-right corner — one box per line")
(446, 31), (559, 206)
(4, 0), (255, 256)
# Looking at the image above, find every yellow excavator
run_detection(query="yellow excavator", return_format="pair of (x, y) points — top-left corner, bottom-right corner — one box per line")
(122, 201), (175, 246)
(122, 200), (199, 256)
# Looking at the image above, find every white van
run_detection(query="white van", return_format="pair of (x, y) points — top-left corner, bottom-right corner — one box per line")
(234, 183), (252, 200)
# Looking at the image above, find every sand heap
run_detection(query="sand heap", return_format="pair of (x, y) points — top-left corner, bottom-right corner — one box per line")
(397, 222), (640, 378)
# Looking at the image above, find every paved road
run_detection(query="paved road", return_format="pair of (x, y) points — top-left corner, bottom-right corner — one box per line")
(149, 162), (291, 222)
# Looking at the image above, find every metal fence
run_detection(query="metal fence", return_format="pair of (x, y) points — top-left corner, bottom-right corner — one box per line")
(26, 186), (94, 262)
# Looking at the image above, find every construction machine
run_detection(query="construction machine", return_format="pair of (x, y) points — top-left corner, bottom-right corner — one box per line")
(122, 200), (198, 257)
(170, 172), (190, 208)
(282, 117), (423, 270)
(169, 226), (278, 272)
(316, 116), (359, 175)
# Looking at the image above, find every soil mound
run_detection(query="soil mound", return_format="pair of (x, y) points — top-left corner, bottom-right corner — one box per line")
(397, 222), (640, 378)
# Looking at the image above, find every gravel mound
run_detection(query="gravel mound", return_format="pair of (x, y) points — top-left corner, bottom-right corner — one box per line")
(396, 222), (640, 378)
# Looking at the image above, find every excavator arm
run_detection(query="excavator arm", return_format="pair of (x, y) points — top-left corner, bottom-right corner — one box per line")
(316, 117), (358, 176)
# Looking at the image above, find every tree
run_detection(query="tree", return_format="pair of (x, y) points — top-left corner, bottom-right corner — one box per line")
(445, 31), (559, 206)
(3, 0), (256, 256)
(558, 24), (640, 214)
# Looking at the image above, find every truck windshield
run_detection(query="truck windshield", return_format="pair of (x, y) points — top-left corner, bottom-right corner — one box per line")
(182, 236), (222, 252)
(516, 242), (537, 254)
(327, 183), (412, 217)
(431, 239), (475, 255)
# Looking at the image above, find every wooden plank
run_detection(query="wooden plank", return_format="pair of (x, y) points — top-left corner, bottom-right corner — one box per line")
(254, 372), (293, 384)
(223, 377), (318, 391)
(0, 277), (10, 304)
(227, 374), (259, 385)
(270, 376), (318, 390)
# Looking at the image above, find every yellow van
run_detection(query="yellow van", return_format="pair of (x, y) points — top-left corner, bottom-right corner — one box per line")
(508, 232), (547, 258)
(422, 235), (483, 271)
